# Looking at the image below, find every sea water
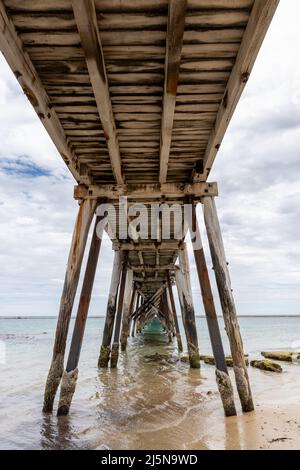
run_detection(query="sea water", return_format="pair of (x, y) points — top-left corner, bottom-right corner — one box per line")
(0, 316), (299, 449)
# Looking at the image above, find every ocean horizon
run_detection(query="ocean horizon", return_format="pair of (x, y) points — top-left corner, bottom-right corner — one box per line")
(1, 315), (300, 319)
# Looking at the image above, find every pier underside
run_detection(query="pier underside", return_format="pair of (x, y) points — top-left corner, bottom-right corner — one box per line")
(0, 0), (278, 417)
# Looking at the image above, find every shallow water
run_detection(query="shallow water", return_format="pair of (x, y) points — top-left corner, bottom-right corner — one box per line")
(0, 316), (299, 450)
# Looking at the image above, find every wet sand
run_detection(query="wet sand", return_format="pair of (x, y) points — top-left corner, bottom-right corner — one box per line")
(77, 336), (300, 451)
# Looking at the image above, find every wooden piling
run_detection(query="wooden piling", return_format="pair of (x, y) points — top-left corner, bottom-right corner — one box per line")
(131, 293), (140, 337)
(159, 291), (172, 342)
(98, 251), (122, 368)
(164, 290), (175, 341)
(189, 202), (236, 416)
(167, 273), (183, 353)
(110, 252), (128, 368)
(43, 199), (97, 413)
(131, 318), (136, 337)
(176, 245), (200, 369)
(202, 197), (254, 413)
(120, 271), (134, 351)
(127, 288), (136, 341)
(57, 215), (102, 416)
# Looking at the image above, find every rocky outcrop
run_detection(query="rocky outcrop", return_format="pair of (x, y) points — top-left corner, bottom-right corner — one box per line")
(261, 351), (300, 363)
(250, 359), (282, 373)
(200, 355), (249, 367)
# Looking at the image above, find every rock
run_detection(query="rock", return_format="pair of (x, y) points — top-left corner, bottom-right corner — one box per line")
(261, 351), (300, 363)
(225, 356), (249, 367)
(202, 355), (215, 365)
(200, 355), (249, 367)
(180, 354), (190, 364)
(225, 357), (233, 367)
(143, 353), (176, 365)
(250, 359), (282, 373)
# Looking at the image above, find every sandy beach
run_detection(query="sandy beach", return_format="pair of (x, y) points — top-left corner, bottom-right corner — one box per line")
(185, 365), (300, 450)
(90, 355), (300, 451)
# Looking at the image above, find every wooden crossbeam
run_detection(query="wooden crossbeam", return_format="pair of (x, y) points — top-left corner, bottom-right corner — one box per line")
(133, 278), (167, 284)
(114, 241), (181, 252)
(195, 0), (280, 182)
(72, 0), (124, 185)
(137, 290), (165, 320)
(159, 0), (187, 183)
(132, 286), (165, 319)
(0, 2), (89, 185)
(129, 264), (177, 273)
(74, 182), (218, 200)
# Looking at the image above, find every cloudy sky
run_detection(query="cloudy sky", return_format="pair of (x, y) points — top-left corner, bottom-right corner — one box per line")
(0, 0), (299, 317)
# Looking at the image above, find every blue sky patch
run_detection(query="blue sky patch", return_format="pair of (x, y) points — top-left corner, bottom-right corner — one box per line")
(0, 157), (50, 178)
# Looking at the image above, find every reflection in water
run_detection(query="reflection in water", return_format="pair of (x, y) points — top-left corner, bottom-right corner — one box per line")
(40, 409), (86, 450)
(90, 331), (208, 450)
(224, 415), (242, 450)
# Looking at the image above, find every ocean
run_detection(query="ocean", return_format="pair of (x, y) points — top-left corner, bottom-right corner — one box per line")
(0, 316), (299, 450)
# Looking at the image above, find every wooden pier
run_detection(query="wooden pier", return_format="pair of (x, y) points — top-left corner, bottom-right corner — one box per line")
(0, 0), (279, 417)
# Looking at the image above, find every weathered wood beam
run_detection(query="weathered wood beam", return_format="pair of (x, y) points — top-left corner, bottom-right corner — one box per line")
(159, 0), (187, 183)
(131, 293), (140, 337)
(202, 196), (254, 412)
(195, 0), (279, 181)
(137, 290), (165, 321)
(133, 277), (167, 283)
(129, 264), (176, 273)
(155, 252), (160, 279)
(114, 241), (181, 252)
(57, 215), (102, 416)
(132, 286), (165, 320)
(127, 286), (137, 342)
(160, 289), (174, 341)
(72, 0), (123, 185)
(176, 245), (200, 369)
(167, 272), (183, 353)
(74, 182), (218, 200)
(98, 250), (122, 367)
(189, 202), (236, 417)
(43, 199), (97, 412)
(110, 252), (128, 367)
(0, 2), (89, 184)
(120, 270), (134, 351)
(133, 296), (162, 322)
(137, 251), (146, 279)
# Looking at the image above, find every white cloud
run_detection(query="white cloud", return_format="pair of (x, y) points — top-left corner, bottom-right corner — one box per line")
(0, 0), (299, 317)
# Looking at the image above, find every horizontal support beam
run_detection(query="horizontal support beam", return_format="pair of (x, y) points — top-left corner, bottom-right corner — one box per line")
(133, 277), (168, 283)
(129, 264), (177, 273)
(74, 182), (218, 200)
(113, 241), (182, 252)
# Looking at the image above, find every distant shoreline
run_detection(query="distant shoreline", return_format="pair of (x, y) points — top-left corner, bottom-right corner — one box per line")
(1, 315), (300, 319)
